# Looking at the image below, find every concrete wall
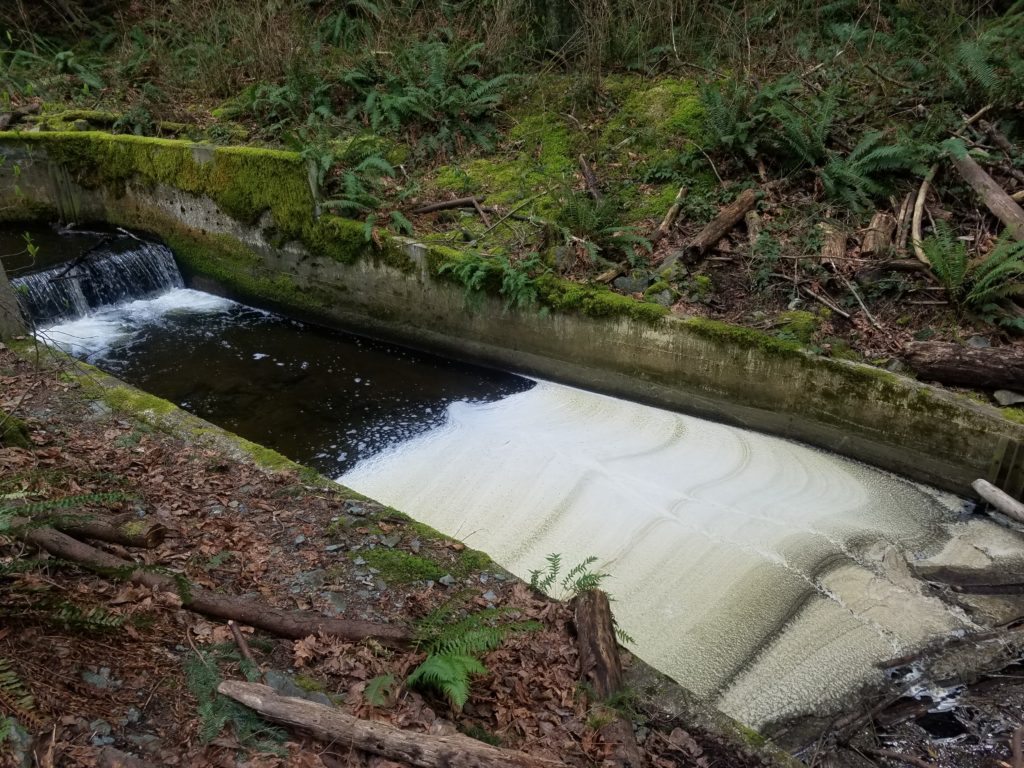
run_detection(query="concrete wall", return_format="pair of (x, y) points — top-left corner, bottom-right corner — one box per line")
(2, 130), (1023, 499)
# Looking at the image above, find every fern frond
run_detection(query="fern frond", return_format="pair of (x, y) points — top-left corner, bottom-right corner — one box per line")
(407, 653), (487, 709)
(0, 657), (43, 732)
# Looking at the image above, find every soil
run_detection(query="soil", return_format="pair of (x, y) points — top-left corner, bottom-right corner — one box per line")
(0, 344), (768, 767)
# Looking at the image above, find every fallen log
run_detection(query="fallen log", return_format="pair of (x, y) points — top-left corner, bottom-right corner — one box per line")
(218, 681), (563, 768)
(949, 151), (1024, 241)
(903, 340), (1024, 390)
(58, 514), (166, 549)
(662, 187), (759, 268)
(0, 103), (40, 131)
(579, 155), (603, 201)
(20, 524), (409, 645)
(861, 212), (896, 257)
(649, 186), (687, 245)
(894, 191), (914, 255)
(573, 590), (645, 768)
(855, 259), (930, 285)
(972, 479), (1024, 523)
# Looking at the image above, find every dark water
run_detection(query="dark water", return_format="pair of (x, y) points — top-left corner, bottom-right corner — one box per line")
(0, 223), (119, 277)
(92, 304), (532, 475)
(9, 227), (532, 476)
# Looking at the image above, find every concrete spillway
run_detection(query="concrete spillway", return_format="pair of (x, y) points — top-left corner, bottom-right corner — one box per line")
(340, 380), (974, 727)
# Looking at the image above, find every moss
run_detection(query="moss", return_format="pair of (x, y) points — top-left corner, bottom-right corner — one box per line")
(534, 274), (669, 323)
(0, 408), (30, 448)
(734, 722), (767, 748)
(100, 386), (179, 418)
(292, 674), (327, 693)
(358, 549), (445, 584)
(1003, 408), (1024, 425)
(602, 78), (704, 155)
(775, 310), (821, 345)
(683, 317), (804, 357)
(455, 548), (493, 577)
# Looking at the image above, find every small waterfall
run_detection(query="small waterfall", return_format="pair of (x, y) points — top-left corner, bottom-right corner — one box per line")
(12, 239), (184, 325)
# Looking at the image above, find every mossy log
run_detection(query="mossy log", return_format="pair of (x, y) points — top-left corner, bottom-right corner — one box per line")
(949, 151), (1024, 241)
(19, 523), (410, 646)
(573, 590), (645, 768)
(904, 341), (1024, 390)
(861, 212), (896, 257)
(218, 681), (565, 768)
(58, 513), (167, 549)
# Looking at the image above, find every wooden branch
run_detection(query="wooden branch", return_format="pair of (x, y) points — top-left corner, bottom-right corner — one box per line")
(573, 590), (645, 768)
(58, 516), (166, 549)
(973, 479), (1024, 522)
(819, 223), (847, 263)
(649, 186), (687, 245)
(861, 212), (896, 257)
(579, 155), (602, 201)
(228, 620), (259, 668)
(218, 681), (563, 768)
(98, 746), (152, 768)
(855, 259), (930, 285)
(1013, 190), (1024, 204)
(912, 165), (938, 264)
(744, 210), (761, 254)
(862, 747), (935, 768)
(0, 103), (40, 131)
(411, 197), (484, 215)
(19, 524), (409, 646)
(903, 341), (1024, 390)
(596, 264), (627, 284)
(949, 151), (1024, 241)
(894, 191), (914, 254)
(471, 198), (492, 228)
(802, 287), (851, 320)
(663, 187), (759, 268)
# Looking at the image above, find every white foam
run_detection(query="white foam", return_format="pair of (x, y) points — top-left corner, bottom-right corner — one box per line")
(341, 379), (970, 726)
(38, 288), (235, 357)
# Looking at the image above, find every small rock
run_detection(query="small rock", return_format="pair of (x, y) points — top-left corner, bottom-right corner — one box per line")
(353, 556), (366, 566)
(479, 573), (489, 583)
(613, 274), (652, 294)
(89, 719), (112, 737)
(325, 544), (343, 552)
(82, 667), (121, 690)
(885, 358), (907, 374)
(72, 119), (90, 131)
(409, 538), (421, 554)
(438, 574), (456, 587)
(380, 533), (401, 548)
(126, 734), (160, 753)
(294, 534), (306, 545)
(966, 335), (990, 349)
(228, 500), (240, 509)
(482, 590), (497, 603)
(649, 289), (674, 307)
(208, 504), (225, 515)
(120, 707), (142, 726)
(306, 692), (333, 707)
(994, 390), (1024, 407)
(344, 500), (368, 516)
(292, 569), (326, 590)
(325, 593), (347, 614)
(265, 670), (307, 699)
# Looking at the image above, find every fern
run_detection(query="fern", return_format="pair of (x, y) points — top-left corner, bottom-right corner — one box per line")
(185, 651), (285, 752)
(923, 223), (1024, 325)
(529, 553), (610, 598)
(407, 604), (539, 709)
(53, 602), (124, 632)
(363, 673), (397, 707)
(0, 657), (43, 733)
(819, 132), (924, 211)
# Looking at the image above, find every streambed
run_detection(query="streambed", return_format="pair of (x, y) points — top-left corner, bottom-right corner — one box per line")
(11, 227), (1021, 730)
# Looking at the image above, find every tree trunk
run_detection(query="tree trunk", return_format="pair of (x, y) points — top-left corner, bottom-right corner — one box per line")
(218, 681), (564, 768)
(903, 341), (1024, 390)
(819, 223), (847, 263)
(861, 212), (896, 257)
(20, 524), (410, 645)
(973, 479), (1024, 521)
(949, 152), (1024, 241)
(0, 257), (26, 339)
(663, 188), (759, 268)
(573, 590), (645, 768)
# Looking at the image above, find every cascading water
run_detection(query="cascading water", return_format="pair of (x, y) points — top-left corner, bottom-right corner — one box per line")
(12, 226), (1020, 731)
(12, 236), (183, 325)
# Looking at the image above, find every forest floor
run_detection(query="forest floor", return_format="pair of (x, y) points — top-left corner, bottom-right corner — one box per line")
(0, 345), (768, 767)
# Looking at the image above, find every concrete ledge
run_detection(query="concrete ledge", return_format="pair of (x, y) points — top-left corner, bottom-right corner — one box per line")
(2, 130), (1023, 498)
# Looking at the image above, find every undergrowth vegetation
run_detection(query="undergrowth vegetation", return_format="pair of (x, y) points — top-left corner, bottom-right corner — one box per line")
(1, 0), (1023, 343)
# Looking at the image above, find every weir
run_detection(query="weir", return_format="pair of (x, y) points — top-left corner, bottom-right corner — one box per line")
(11, 228), (1024, 732)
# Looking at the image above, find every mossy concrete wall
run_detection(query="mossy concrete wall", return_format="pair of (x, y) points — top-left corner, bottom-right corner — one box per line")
(2, 131), (1023, 499)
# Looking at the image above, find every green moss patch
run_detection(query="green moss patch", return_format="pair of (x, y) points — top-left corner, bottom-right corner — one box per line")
(358, 549), (445, 584)
(0, 408), (30, 448)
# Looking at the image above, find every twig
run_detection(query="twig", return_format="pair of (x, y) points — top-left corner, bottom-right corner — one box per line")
(649, 186), (687, 245)
(801, 287), (852, 319)
(862, 747), (935, 768)
(479, 193), (546, 238)
(911, 165), (937, 264)
(837, 270), (883, 331)
(229, 620), (258, 668)
(410, 197), (484, 215)
(471, 199), (492, 229)
(578, 155), (602, 201)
